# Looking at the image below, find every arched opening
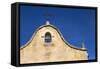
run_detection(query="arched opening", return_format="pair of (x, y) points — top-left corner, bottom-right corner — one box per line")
(45, 32), (52, 43)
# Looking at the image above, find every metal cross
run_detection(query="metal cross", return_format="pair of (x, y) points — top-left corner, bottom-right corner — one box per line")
(43, 13), (55, 20)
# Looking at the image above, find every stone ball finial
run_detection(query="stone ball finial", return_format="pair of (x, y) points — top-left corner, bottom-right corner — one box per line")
(82, 42), (86, 49)
(46, 20), (50, 25)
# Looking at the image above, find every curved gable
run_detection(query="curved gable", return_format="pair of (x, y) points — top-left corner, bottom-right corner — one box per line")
(20, 21), (87, 51)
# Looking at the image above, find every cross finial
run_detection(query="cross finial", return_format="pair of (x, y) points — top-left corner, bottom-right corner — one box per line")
(46, 20), (50, 25)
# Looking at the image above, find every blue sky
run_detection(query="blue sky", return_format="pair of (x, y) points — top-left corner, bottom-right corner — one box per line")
(20, 5), (96, 60)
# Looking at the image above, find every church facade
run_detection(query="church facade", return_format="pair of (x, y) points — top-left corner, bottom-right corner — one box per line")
(20, 21), (88, 64)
